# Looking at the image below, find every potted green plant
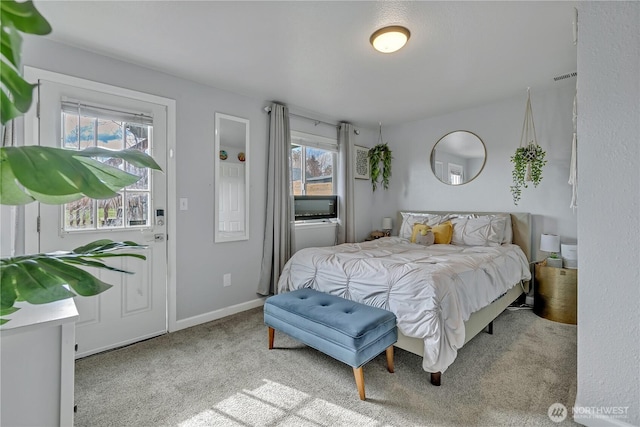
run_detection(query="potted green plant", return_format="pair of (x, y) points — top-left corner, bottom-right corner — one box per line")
(510, 143), (546, 205)
(510, 89), (546, 205)
(369, 123), (392, 191)
(0, 0), (161, 324)
(368, 143), (392, 191)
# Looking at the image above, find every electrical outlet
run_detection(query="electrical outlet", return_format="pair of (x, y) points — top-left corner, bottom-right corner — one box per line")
(223, 273), (231, 287)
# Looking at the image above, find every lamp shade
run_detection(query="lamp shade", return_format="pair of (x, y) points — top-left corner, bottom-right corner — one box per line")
(540, 234), (560, 253)
(382, 217), (393, 230)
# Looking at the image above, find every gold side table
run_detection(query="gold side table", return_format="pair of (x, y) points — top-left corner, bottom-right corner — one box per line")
(534, 262), (578, 325)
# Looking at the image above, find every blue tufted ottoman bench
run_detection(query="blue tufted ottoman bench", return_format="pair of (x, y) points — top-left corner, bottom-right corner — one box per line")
(263, 288), (397, 400)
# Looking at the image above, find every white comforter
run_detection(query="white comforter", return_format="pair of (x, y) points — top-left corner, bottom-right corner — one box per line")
(277, 237), (531, 373)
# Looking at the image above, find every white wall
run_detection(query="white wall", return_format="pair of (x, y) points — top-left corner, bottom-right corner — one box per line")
(370, 82), (578, 259)
(575, 3), (640, 426)
(20, 37), (375, 323)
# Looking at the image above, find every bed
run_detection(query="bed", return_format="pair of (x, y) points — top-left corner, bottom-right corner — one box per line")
(278, 211), (532, 385)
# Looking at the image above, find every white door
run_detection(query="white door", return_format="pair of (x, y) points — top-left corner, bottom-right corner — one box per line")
(219, 162), (245, 232)
(35, 80), (168, 358)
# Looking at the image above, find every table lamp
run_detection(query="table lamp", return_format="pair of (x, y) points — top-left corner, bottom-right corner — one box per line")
(382, 217), (393, 236)
(540, 233), (562, 267)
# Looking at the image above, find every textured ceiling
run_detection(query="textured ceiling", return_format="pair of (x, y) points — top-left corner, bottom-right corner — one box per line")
(35, 1), (578, 128)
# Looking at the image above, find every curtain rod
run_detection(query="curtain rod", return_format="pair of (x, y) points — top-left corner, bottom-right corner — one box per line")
(264, 106), (339, 129)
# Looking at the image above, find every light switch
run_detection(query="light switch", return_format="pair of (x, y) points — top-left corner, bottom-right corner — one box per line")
(179, 198), (188, 211)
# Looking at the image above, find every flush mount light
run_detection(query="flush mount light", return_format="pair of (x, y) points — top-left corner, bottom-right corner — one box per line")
(370, 25), (410, 53)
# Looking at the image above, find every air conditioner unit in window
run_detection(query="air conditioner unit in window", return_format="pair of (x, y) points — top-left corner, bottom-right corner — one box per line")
(294, 195), (338, 221)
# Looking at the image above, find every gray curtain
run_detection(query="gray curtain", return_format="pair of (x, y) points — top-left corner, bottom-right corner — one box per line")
(337, 122), (356, 243)
(258, 103), (294, 296)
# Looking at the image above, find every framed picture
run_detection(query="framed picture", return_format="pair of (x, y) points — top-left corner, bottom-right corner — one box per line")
(354, 145), (370, 180)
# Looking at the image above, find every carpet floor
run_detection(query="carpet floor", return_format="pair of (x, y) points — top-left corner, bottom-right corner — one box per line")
(75, 306), (578, 427)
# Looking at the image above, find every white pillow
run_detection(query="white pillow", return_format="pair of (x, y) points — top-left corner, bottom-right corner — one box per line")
(454, 213), (513, 244)
(450, 216), (507, 247)
(399, 212), (452, 239)
(493, 213), (513, 244)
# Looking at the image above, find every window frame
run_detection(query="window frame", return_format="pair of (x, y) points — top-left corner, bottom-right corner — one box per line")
(290, 131), (338, 196)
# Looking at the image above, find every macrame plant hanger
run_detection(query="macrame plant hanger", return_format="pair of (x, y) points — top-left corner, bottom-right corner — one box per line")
(568, 92), (578, 211)
(510, 88), (546, 205)
(519, 87), (539, 182)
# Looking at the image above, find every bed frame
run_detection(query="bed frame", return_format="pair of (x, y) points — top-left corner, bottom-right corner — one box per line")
(394, 211), (532, 386)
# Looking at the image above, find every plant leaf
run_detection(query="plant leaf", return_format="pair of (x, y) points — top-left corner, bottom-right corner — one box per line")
(4, 146), (135, 198)
(72, 239), (147, 254)
(73, 157), (142, 194)
(0, 55), (35, 113)
(0, 0), (52, 35)
(58, 257), (132, 274)
(0, 82), (25, 125)
(0, 267), (19, 309)
(77, 147), (162, 171)
(0, 21), (22, 68)
(0, 306), (19, 316)
(0, 239), (147, 311)
(0, 152), (36, 205)
(36, 257), (112, 297)
(1, 146), (150, 204)
(7, 261), (76, 304)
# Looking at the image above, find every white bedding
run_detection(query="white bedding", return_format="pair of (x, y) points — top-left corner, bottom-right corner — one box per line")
(277, 237), (531, 373)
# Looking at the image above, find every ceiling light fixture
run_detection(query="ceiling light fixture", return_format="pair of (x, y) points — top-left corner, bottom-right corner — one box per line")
(370, 25), (410, 53)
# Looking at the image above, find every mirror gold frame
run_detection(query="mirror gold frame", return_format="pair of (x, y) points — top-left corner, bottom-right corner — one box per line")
(430, 130), (486, 185)
(214, 113), (250, 242)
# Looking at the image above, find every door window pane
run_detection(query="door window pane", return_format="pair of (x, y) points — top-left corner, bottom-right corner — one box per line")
(125, 192), (149, 227)
(61, 107), (153, 232)
(64, 197), (94, 230)
(97, 194), (123, 228)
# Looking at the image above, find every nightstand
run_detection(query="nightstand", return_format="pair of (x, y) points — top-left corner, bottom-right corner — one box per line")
(534, 263), (577, 325)
(364, 230), (386, 241)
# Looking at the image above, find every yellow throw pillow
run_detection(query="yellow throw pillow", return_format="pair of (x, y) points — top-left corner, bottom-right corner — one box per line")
(432, 221), (453, 244)
(410, 223), (434, 245)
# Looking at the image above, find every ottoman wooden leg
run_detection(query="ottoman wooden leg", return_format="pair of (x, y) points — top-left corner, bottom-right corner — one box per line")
(353, 367), (366, 400)
(386, 346), (395, 373)
(268, 327), (275, 350)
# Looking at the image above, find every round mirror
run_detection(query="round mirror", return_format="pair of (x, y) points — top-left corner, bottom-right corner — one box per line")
(430, 131), (486, 185)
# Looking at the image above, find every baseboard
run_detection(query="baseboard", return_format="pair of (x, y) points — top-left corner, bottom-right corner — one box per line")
(572, 400), (636, 427)
(173, 297), (267, 332)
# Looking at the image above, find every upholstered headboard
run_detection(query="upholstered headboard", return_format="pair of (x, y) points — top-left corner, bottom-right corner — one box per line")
(396, 211), (532, 262)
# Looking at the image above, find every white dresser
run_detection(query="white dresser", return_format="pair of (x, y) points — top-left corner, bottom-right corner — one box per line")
(1, 299), (78, 426)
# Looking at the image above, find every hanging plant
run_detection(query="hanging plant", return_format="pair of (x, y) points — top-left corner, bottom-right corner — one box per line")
(369, 123), (392, 191)
(510, 89), (547, 205)
(510, 144), (546, 204)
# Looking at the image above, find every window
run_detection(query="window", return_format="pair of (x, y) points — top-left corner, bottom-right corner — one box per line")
(448, 163), (464, 185)
(290, 131), (337, 196)
(61, 101), (153, 231)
